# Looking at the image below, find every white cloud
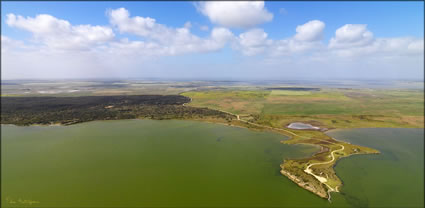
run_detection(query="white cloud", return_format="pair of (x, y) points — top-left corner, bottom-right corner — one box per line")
(371, 37), (424, 56)
(1, 35), (28, 53)
(233, 19), (422, 62)
(108, 8), (233, 55)
(270, 21), (325, 56)
(210, 27), (235, 43)
(2, 9), (237, 80)
(107, 8), (234, 55)
(2, 8), (423, 80)
(196, 1), (273, 28)
(168, 27), (234, 55)
(107, 8), (171, 42)
(235, 28), (272, 56)
(6, 13), (114, 50)
(329, 24), (373, 49)
(4, 9), (236, 64)
(235, 20), (325, 56)
(407, 39), (424, 52)
(105, 28), (234, 57)
(238, 28), (269, 47)
(327, 25), (423, 58)
(271, 39), (324, 56)
(294, 20), (325, 42)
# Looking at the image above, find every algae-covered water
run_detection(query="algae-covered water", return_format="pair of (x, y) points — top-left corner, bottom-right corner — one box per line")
(2, 120), (424, 207)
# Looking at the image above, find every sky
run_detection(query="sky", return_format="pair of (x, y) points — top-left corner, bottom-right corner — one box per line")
(1, 1), (424, 80)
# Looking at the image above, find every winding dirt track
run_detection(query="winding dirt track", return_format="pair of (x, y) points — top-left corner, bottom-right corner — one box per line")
(304, 143), (345, 201)
(305, 144), (345, 177)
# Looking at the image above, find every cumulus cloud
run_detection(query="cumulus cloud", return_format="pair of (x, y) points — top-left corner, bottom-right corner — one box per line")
(107, 8), (234, 55)
(6, 13), (114, 50)
(270, 20), (325, 56)
(327, 24), (423, 58)
(235, 28), (272, 55)
(233, 19), (423, 61)
(2, 9), (237, 79)
(329, 24), (373, 49)
(107, 7), (172, 42)
(4, 9), (236, 58)
(238, 28), (269, 47)
(294, 20), (325, 42)
(196, 1), (273, 28)
(235, 20), (325, 56)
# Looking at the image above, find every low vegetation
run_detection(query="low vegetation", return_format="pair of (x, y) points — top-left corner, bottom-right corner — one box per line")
(182, 88), (424, 128)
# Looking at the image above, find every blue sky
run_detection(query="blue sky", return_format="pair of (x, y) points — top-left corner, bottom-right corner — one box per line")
(3, 2), (423, 39)
(1, 1), (424, 80)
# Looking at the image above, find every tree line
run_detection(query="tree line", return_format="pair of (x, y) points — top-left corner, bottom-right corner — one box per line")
(1, 95), (234, 126)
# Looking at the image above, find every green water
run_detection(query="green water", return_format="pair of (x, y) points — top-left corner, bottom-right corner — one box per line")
(2, 120), (423, 207)
(2, 119), (324, 207)
(328, 128), (424, 208)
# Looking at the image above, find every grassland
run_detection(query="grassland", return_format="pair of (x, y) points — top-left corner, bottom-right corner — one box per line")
(182, 87), (424, 199)
(182, 88), (424, 129)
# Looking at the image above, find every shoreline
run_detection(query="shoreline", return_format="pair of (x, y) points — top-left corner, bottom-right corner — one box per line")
(280, 169), (328, 199)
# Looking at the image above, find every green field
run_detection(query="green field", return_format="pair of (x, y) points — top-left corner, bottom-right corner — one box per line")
(182, 90), (270, 115)
(182, 88), (424, 128)
(270, 90), (313, 96)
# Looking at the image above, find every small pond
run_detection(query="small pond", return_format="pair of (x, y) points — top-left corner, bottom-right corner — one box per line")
(287, 122), (320, 130)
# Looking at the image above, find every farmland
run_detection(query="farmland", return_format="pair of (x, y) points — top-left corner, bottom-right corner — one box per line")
(182, 88), (424, 129)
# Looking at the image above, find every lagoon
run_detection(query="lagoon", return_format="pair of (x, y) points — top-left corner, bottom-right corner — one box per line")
(1, 120), (423, 207)
(2, 120), (325, 207)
